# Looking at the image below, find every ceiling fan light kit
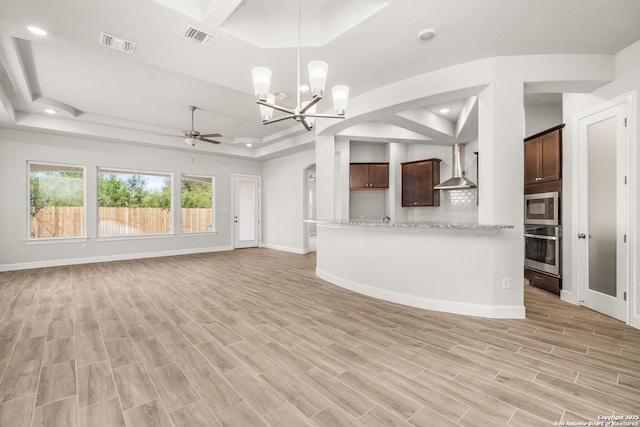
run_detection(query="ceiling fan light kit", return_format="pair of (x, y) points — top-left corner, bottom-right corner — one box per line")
(251, 0), (349, 131)
(182, 106), (222, 146)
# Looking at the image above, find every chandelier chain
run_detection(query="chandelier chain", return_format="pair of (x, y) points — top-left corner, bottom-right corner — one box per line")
(296, 0), (301, 109)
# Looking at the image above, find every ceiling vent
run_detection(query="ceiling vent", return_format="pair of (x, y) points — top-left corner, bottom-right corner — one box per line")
(270, 90), (290, 101)
(99, 32), (136, 54)
(183, 25), (218, 47)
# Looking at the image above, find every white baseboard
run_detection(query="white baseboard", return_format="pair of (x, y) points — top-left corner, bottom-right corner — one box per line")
(259, 243), (306, 254)
(0, 245), (234, 272)
(316, 268), (525, 319)
(560, 289), (577, 305)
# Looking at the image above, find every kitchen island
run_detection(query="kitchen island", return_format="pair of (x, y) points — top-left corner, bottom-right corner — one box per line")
(312, 220), (524, 319)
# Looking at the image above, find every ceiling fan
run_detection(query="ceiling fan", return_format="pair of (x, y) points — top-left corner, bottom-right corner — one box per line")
(182, 106), (222, 146)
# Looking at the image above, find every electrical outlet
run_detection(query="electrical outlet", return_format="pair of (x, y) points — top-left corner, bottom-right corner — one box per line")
(502, 278), (510, 289)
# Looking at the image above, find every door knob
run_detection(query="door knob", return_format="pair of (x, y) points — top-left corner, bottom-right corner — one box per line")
(578, 233), (586, 239)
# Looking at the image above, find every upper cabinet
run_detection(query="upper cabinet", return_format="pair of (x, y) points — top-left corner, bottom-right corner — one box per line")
(401, 158), (441, 207)
(524, 125), (564, 188)
(350, 163), (389, 190)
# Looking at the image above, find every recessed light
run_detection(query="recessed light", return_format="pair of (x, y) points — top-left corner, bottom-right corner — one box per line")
(418, 28), (437, 42)
(299, 84), (310, 93)
(44, 108), (57, 114)
(246, 143), (252, 147)
(439, 108), (450, 114)
(27, 26), (47, 36)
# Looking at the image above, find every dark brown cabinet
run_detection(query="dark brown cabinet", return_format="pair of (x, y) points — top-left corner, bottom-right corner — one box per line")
(524, 124), (564, 295)
(401, 158), (441, 207)
(524, 268), (561, 296)
(524, 127), (562, 186)
(350, 163), (389, 189)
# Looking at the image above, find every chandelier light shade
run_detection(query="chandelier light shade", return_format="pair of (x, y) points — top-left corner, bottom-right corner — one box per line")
(307, 61), (328, 97)
(259, 93), (275, 121)
(250, 0), (348, 131)
(332, 85), (349, 115)
(251, 67), (272, 101)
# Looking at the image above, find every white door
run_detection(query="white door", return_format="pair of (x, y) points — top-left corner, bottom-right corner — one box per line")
(576, 102), (628, 321)
(233, 175), (260, 249)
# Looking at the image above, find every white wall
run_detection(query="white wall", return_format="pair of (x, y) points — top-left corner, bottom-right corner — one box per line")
(524, 103), (563, 137)
(261, 148), (316, 253)
(0, 128), (262, 270)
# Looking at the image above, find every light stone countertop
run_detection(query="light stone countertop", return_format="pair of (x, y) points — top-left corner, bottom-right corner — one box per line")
(307, 219), (514, 234)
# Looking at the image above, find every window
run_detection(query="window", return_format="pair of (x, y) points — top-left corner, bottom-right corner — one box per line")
(181, 174), (215, 233)
(28, 162), (85, 239)
(98, 169), (171, 236)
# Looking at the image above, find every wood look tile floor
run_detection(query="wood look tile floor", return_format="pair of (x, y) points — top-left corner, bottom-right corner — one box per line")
(0, 248), (639, 427)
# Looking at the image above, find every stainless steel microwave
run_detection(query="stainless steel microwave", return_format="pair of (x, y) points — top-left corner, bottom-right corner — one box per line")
(524, 192), (559, 225)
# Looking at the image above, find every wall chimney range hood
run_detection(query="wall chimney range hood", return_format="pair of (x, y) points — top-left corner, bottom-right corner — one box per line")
(434, 143), (477, 190)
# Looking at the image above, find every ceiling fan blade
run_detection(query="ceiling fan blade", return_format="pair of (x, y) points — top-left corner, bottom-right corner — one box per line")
(199, 133), (222, 138)
(200, 138), (221, 144)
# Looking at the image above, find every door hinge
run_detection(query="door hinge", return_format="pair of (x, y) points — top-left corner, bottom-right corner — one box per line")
(624, 234), (627, 243)
(624, 292), (627, 301)
(624, 176), (627, 185)
(624, 117), (627, 127)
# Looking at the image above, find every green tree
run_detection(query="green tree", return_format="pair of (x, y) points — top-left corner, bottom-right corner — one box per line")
(126, 174), (147, 206)
(30, 170), (83, 238)
(98, 173), (171, 208)
(98, 174), (131, 207)
(47, 172), (83, 206)
(181, 179), (212, 208)
(29, 175), (50, 218)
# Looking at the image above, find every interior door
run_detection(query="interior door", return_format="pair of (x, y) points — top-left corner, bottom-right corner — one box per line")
(233, 175), (260, 249)
(577, 103), (628, 321)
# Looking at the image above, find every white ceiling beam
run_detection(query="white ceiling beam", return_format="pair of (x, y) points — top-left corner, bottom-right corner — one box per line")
(253, 130), (315, 160)
(454, 96), (478, 139)
(387, 110), (459, 144)
(206, 0), (245, 27)
(336, 122), (433, 144)
(13, 112), (255, 158)
(0, 36), (32, 111)
(396, 107), (455, 137)
(0, 76), (15, 123)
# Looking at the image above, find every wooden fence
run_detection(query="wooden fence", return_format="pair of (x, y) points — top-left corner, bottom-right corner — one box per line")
(30, 206), (213, 238)
(30, 206), (84, 238)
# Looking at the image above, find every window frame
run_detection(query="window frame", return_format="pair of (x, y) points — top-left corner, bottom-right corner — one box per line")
(97, 167), (174, 238)
(180, 173), (216, 234)
(26, 161), (87, 243)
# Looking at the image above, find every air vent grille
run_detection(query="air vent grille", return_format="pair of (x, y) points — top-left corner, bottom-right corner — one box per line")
(99, 32), (136, 54)
(183, 25), (218, 47)
(271, 90), (290, 101)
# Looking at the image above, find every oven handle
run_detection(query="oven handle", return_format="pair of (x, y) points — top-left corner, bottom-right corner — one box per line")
(524, 233), (558, 241)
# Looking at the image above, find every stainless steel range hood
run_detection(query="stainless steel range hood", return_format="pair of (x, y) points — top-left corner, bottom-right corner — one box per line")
(433, 143), (477, 190)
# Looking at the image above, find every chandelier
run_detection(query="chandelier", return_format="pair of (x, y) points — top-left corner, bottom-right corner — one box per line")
(251, 0), (349, 131)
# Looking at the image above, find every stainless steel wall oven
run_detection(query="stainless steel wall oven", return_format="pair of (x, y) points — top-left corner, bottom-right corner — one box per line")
(524, 225), (561, 277)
